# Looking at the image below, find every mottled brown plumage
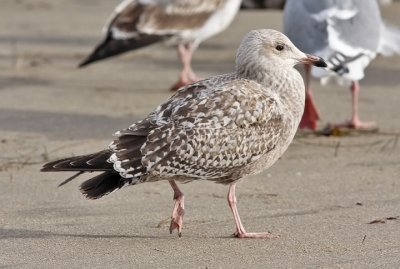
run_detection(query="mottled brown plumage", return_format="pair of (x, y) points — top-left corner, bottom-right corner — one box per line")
(110, 76), (287, 184)
(42, 29), (327, 238)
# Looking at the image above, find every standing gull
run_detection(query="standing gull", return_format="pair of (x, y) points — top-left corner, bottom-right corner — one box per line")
(42, 29), (326, 238)
(79, 0), (241, 91)
(284, 0), (400, 130)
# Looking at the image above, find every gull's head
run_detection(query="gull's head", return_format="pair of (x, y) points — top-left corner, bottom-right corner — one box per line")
(236, 29), (326, 76)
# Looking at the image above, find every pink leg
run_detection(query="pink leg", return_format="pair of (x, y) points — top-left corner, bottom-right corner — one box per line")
(169, 180), (185, 237)
(228, 183), (277, 239)
(334, 81), (376, 129)
(170, 43), (200, 91)
(299, 65), (320, 130)
(181, 43), (199, 82)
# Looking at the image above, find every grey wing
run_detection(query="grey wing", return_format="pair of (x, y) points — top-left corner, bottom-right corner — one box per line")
(138, 80), (285, 183)
(329, 0), (381, 52)
(284, 0), (381, 55)
(284, 0), (330, 54)
(285, 0), (381, 80)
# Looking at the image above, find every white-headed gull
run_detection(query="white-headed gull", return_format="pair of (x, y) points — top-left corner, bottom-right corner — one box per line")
(284, 0), (400, 130)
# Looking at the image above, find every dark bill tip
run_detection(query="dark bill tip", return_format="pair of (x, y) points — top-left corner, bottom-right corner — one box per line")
(302, 54), (328, 68)
(313, 57), (328, 68)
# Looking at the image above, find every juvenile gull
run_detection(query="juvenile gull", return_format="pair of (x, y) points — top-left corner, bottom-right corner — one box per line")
(42, 29), (326, 238)
(284, 0), (400, 130)
(79, 0), (241, 91)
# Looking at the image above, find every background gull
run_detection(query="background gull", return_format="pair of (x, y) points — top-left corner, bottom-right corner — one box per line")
(241, 0), (286, 9)
(284, 0), (400, 130)
(79, 0), (241, 91)
(41, 29), (326, 238)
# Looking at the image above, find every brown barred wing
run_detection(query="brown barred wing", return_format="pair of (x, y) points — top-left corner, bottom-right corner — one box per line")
(140, 79), (286, 182)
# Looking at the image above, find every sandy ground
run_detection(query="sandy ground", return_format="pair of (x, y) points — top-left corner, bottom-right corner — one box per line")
(1, 1), (400, 268)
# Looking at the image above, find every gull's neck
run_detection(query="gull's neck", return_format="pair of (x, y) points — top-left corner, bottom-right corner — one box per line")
(237, 63), (306, 120)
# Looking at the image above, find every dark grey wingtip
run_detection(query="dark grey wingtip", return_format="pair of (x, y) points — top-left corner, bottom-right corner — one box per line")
(78, 57), (93, 68)
(41, 160), (61, 172)
(332, 65), (349, 75)
(77, 34), (165, 69)
(58, 171), (85, 187)
(78, 46), (105, 68)
(40, 166), (51, 172)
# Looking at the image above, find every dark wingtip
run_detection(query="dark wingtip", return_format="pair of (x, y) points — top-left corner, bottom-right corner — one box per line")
(78, 60), (90, 68)
(77, 54), (96, 68)
(58, 171), (85, 187)
(40, 162), (57, 172)
(40, 158), (71, 172)
(78, 50), (102, 67)
(40, 167), (49, 172)
(77, 38), (110, 68)
(332, 65), (349, 75)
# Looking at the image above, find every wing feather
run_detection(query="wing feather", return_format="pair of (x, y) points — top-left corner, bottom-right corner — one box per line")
(110, 77), (287, 182)
(106, 0), (227, 38)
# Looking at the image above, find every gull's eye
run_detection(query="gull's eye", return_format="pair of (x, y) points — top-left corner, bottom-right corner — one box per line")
(275, 44), (284, 51)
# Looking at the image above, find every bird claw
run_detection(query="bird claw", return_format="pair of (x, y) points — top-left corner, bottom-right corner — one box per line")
(169, 218), (183, 237)
(233, 230), (279, 239)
